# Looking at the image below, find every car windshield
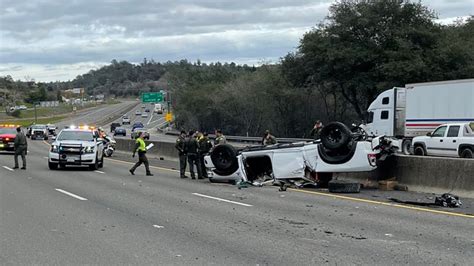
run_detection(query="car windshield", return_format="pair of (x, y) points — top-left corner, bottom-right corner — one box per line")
(32, 125), (47, 129)
(0, 128), (17, 134)
(57, 131), (94, 141)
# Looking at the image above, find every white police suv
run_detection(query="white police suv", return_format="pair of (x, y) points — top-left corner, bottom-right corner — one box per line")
(48, 126), (104, 170)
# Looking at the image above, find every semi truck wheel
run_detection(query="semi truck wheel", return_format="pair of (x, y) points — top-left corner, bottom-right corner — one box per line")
(402, 139), (412, 155)
(210, 144), (239, 176)
(320, 122), (351, 150)
(328, 180), (361, 193)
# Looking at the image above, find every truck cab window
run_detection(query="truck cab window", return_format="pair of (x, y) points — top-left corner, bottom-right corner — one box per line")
(382, 97), (389, 105)
(432, 126), (447, 137)
(381, 110), (389, 120)
(447, 126), (460, 137)
(367, 111), (374, 123)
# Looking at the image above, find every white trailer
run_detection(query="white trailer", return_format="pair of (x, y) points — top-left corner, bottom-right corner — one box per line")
(154, 103), (163, 114)
(364, 79), (474, 154)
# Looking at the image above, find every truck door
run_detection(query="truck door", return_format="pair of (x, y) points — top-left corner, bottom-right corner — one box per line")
(425, 126), (447, 156)
(443, 125), (461, 157)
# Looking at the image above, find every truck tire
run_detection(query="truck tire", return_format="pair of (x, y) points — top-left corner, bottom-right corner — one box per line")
(320, 122), (351, 150)
(89, 156), (99, 170)
(48, 162), (58, 170)
(328, 180), (361, 193)
(402, 139), (412, 155)
(461, 148), (473, 158)
(317, 143), (357, 164)
(413, 145), (426, 156)
(210, 144), (239, 175)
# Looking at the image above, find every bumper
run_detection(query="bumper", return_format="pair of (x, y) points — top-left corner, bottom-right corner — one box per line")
(48, 152), (96, 165)
(0, 142), (15, 151)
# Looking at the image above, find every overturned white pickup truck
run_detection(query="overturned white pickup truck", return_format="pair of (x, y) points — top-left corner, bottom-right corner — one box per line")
(204, 122), (395, 187)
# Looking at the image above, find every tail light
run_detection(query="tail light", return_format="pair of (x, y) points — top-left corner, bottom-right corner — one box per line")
(367, 153), (377, 167)
(5, 138), (10, 141)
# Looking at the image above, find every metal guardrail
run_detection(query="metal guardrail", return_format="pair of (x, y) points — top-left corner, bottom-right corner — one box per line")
(163, 130), (313, 144)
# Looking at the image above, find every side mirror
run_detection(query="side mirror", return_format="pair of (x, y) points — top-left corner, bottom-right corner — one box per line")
(426, 132), (432, 137)
(51, 136), (56, 141)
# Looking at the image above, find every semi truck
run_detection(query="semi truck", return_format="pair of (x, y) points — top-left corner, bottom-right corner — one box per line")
(154, 103), (163, 114)
(364, 79), (474, 154)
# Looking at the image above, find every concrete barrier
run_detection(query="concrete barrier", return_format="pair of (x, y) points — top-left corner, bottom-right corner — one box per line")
(336, 155), (474, 198)
(115, 138), (178, 160)
(115, 138), (474, 197)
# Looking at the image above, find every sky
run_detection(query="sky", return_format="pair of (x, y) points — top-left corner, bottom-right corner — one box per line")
(0, 0), (472, 82)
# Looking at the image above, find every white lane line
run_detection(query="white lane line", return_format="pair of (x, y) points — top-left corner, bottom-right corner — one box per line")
(55, 189), (88, 201)
(2, 166), (14, 171)
(192, 193), (253, 207)
(94, 170), (105, 174)
(147, 111), (154, 125)
(43, 157), (49, 159)
(153, 224), (164, 229)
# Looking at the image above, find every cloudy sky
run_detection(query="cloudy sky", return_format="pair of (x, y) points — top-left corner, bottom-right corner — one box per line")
(0, 0), (472, 82)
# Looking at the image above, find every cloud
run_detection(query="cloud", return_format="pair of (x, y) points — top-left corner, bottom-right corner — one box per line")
(0, 0), (472, 81)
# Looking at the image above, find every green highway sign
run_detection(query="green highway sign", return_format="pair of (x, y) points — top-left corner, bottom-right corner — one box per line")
(142, 92), (163, 103)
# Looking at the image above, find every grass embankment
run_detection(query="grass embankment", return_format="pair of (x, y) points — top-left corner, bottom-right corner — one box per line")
(1, 116), (68, 127)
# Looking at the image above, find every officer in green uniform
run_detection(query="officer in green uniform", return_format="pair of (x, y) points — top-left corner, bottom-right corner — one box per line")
(185, 130), (202, 179)
(214, 129), (227, 146)
(13, 127), (27, 169)
(262, 130), (277, 146)
(129, 132), (153, 176)
(198, 132), (213, 178)
(175, 130), (188, 178)
(310, 120), (323, 140)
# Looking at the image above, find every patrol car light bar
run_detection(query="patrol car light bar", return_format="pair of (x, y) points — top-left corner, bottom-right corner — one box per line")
(0, 124), (20, 128)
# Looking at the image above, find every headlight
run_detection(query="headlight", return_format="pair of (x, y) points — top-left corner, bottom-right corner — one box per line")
(51, 145), (59, 153)
(84, 146), (95, 153)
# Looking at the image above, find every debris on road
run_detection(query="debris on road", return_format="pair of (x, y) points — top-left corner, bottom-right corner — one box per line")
(389, 193), (462, 208)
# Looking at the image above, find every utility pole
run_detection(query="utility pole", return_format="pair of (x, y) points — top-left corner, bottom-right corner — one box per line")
(34, 102), (38, 124)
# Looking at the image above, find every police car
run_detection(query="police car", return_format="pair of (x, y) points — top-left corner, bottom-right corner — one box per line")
(0, 124), (18, 152)
(48, 126), (104, 170)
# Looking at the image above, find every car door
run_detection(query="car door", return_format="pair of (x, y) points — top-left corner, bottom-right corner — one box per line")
(443, 125), (461, 157)
(425, 126), (447, 156)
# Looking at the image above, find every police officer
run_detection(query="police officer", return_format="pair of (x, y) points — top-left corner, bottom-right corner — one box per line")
(175, 130), (188, 178)
(198, 132), (213, 178)
(214, 129), (227, 146)
(129, 132), (153, 176)
(262, 130), (277, 146)
(310, 120), (324, 140)
(13, 127), (27, 170)
(185, 130), (202, 179)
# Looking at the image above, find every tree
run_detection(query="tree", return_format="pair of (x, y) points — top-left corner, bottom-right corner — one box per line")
(283, 0), (446, 120)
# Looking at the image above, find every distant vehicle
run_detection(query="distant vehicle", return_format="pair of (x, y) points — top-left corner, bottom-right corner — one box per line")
(0, 124), (18, 152)
(131, 128), (150, 140)
(132, 122), (144, 131)
(141, 105), (146, 109)
(412, 122), (474, 158)
(364, 79), (474, 154)
(18, 105), (28, 110)
(145, 108), (151, 113)
(113, 127), (126, 136)
(154, 103), (163, 114)
(122, 116), (131, 125)
(30, 124), (48, 140)
(141, 112), (148, 118)
(46, 124), (57, 136)
(48, 126), (104, 170)
(135, 110), (142, 116)
(110, 122), (121, 132)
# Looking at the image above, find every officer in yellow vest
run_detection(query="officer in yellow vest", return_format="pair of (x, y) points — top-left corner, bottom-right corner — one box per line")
(129, 132), (153, 176)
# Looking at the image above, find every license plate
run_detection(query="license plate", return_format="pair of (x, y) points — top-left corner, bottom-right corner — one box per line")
(67, 158), (76, 163)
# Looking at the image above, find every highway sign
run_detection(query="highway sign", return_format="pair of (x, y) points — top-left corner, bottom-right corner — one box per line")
(142, 92), (163, 103)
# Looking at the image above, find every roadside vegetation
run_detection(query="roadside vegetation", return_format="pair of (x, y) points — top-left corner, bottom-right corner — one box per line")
(0, 0), (472, 137)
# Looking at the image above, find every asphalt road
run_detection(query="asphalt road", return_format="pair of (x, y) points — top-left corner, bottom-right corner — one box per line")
(0, 138), (473, 264)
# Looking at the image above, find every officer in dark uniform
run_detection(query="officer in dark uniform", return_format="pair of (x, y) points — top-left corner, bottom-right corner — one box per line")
(13, 127), (27, 169)
(185, 130), (202, 179)
(175, 130), (188, 178)
(198, 132), (213, 178)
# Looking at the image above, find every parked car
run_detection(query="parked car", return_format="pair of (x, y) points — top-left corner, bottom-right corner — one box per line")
(131, 128), (150, 140)
(204, 122), (392, 186)
(114, 127), (126, 136)
(412, 122), (474, 158)
(122, 116), (131, 125)
(110, 122), (121, 132)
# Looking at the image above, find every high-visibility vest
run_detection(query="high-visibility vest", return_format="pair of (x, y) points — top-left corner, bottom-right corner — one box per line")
(137, 138), (146, 152)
